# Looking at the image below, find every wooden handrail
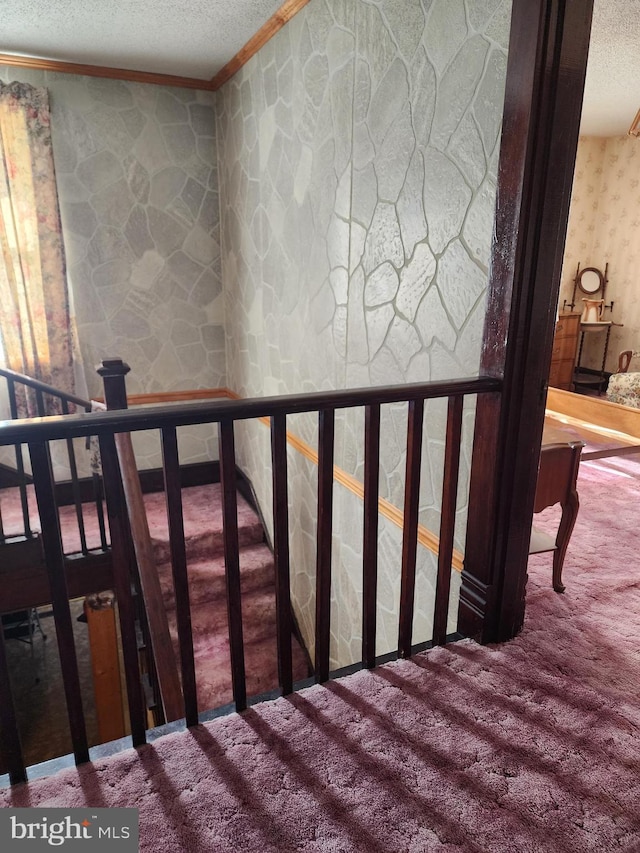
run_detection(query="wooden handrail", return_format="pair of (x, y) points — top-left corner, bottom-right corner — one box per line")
(0, 366), (97, 553)
(0, 366), (92, 411)
(0, 376), (502, 445)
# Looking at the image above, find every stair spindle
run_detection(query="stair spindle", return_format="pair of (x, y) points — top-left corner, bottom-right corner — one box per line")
(29, 440), (90, 766)
(432, 396), (464, 646)
(270, 413), (293, 695)
(398, 398), (424, 658)
(7, 379), (32, 539)
(362, 404), (381, 669)
(98, 432), (147, 747)
(314, 408), (335, 684)
(62, 398), (89, 555)
(0, 628), (26, 784)
(161, 426), (198, 727)
(218, 418), (247, 711)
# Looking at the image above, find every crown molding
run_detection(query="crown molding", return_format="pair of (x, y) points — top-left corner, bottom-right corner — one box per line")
(0, 0), (311, 93)
(0, 52), (214, 90)
(210, 0), (311, 90)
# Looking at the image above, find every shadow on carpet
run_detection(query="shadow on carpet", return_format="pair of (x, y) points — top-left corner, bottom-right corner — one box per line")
(1, 457), (639, 852)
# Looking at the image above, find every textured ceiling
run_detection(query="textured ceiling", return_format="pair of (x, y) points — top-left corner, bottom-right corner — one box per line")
(0, 0), (285, 80)
(0, 0), (637, 134)
(581, 0), (640, 136)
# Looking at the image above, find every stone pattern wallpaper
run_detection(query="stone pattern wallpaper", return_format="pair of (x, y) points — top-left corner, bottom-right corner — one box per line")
(560, 135), (640, 374)
(216, 0), (510, 666)
(0, 65), (225, 468)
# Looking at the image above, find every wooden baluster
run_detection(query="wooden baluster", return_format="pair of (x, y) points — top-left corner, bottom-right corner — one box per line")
(0, 482), (5, 542)
(7, 380), (32, 539)
(99, 433), (147, 746)
(362, 404), (381, 669)
(29, 440), (89, 765)
(85, 404), (109, 552)
(92, 471), (109, 551)
(116, 433), (184, 722)
(161, 426), (198, 727)
(270, 414), (293, 695)
(398, 399), (424, 658)
(61, 399), (89, 554)
(432, 396), (464, 646)
(218, 418), (246, 711)
(315, 408), (335, 683)
(0, 629), (26, 784)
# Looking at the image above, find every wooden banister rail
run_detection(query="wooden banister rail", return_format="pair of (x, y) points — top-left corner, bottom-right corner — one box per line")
(0, 376), (501, 445)
(0, 368), (502, 784)
(0, 365), (102, 556)
(0, 366), (92, 411)
(97, 359), (184, 724)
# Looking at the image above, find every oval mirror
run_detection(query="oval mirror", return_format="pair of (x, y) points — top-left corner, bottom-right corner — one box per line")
(577, 267), (604, 294)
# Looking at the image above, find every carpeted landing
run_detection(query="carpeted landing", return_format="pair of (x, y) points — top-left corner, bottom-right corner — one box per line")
(2, 457), (640, 852)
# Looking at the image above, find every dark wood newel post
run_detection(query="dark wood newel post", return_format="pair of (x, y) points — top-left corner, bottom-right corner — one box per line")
(458, 0), (594, 644)
(97, 358), (131, 410)
(95, 356), (184, 723)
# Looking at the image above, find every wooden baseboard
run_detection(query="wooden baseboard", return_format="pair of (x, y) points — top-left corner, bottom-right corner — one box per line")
(53, 460), (219, 507)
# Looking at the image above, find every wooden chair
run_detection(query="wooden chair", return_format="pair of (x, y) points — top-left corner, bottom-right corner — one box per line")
(529, 441), (584, 593)
(617, 350), (633, 373)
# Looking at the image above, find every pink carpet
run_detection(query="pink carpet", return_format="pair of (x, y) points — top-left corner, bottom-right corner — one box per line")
(1, 481), (309, 739)
(2, 457), (640, 852)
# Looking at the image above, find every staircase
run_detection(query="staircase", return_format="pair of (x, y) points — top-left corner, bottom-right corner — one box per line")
(1, 477), (311, 729)
(145, 482), (311, 712)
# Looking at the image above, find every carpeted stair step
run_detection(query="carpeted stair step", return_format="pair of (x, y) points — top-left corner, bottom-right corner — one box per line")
(0, 482), (265, 560)
(157, 542), (276, 609)
(145, 483), (265, 564)
(168, 582), (287, 648)
(185, 630), (310, 712)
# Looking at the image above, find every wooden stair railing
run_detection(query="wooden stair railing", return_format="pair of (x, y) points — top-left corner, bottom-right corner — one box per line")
(0, 365), (108, 555)
(0, 367), (502, 785)
(97, 359), (184, 724)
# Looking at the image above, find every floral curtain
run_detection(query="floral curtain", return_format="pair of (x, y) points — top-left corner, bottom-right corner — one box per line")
(0, 81), (77, 416)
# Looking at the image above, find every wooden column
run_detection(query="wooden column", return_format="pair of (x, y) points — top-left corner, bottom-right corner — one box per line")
(91, 360), (133, 737)
(84, 592), (126, 743)
(459, 0), (594, 643)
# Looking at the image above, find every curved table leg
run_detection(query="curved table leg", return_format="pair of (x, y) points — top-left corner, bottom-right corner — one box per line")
(552, 491), (579, 593)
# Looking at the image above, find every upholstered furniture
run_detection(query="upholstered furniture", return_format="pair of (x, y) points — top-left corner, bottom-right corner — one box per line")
(606, 371), (640, 408)
(530, 440), (584, 593)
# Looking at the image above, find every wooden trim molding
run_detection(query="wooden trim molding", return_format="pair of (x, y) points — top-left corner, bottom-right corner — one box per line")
(124, 388), (235, 406)
(113, 386), (463, 570)
(0, 52), (214, 91)
(1, 0), (310, 92)
(210, 0), (312, 90)
(280, 423), (464, 573)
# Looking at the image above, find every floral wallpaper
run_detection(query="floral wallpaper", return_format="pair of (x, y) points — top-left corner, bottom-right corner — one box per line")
(560, 135), (640, 373)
